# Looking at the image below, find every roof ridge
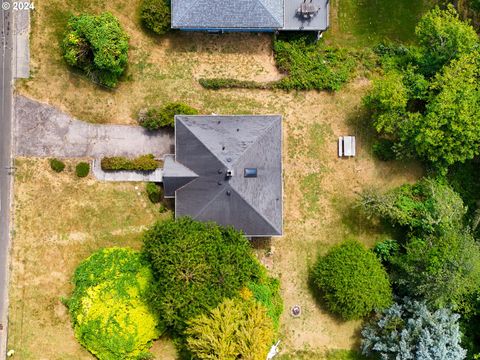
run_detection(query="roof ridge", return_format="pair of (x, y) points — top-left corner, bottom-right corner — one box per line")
(229, 187), (281, 234)
(177, 117), (227, 170)
(231, 118), (279, 168)
(192, 184), (228, 220)
(255, 0), (283, 26)
(194, 185), (280, 235)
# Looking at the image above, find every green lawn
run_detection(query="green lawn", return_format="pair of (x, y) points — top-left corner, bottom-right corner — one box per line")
(327, 0), (435, 47)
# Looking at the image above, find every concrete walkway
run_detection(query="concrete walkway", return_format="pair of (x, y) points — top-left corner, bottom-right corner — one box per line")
(92, 159), (164, 182)
(15, 95), (174, 158)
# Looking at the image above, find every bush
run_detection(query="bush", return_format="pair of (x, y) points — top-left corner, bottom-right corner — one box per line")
(139, 103), (198, 130)
(62, 13), (129, 88)
(273, 35), (356, 91)
(75, 162), (90, 178)
(50, 158), (65, 173)
(146, 182), (162, 203)
(185, 298), (274, 360)
(312, 239), (392, 320)
(101, 154), (160, 171)
(142, 217), (264, 335)
(140, 0), (171, 35)
(372, 139), (396, 161)
(66, 248), (161, 360)
(361, 299), (466, 359)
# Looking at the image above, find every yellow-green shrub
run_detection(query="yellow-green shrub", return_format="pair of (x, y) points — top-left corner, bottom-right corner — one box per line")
(186, 298), (274, 360)
(67, 248), (161, 360)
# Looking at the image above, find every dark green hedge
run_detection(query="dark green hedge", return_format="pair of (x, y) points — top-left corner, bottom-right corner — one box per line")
(101, 154), (160, 171)
(199, 78), (275, 90)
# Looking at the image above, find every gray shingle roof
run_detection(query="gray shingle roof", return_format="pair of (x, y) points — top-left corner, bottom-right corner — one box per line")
(172, 0), (284, 29)
(163, 115), (283, 237)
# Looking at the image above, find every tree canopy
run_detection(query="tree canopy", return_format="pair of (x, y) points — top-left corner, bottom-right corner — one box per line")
(185, 298), (274, 360)
(142, 217), (264, 335)
(361, 178), (480, 312)
(67, 248), (161, 360)
(361, 299), (467, 360)
(62, 13), (129, 88)
(364, 6), (480, 171)
(312, 239), (393, 320)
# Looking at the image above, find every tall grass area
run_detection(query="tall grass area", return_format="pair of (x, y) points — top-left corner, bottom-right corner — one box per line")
(328, 0), (434, 47)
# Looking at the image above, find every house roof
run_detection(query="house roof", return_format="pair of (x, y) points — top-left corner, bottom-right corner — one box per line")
(163, 115), (283, 237)
(171, 0), (284, 29)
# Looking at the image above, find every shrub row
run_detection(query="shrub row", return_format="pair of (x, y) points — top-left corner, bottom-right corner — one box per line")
(199, 78), (275, 90)
(101, 154), (160, 171)
(139, 103), (198, 130)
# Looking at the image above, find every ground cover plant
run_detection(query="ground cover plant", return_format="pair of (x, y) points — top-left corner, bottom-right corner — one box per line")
(66, 248), (161, 359)
(364, 5), (480, 171)
(62, 12), (129, 87)
(312, 239), (392, 320)
(139, 102), (198, 130)
(101, 154), (160, 171)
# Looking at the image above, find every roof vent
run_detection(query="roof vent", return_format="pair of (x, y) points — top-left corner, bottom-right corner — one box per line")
(226, 169), (234, 178)
(297, 0), (319, 19)
(244, 168), (257, 178)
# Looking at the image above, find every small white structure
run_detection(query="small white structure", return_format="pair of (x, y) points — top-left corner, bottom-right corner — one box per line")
(338, 136), (356, 157)
(267, 340), (281, 360)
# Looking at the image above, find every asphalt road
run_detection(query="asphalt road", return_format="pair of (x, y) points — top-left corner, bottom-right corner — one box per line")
(0, 1), (13, 357)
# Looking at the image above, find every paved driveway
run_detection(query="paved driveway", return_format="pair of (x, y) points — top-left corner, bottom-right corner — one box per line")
(15, 96), (174, 158)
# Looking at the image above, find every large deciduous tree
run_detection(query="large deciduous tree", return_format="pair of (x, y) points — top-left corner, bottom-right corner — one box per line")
(364, 6), (480, 171)
(142, 217), (264, 335)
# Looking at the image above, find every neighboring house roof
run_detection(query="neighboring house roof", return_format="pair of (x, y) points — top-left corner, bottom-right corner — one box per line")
(172, 0), (284, 29)
(163, 115), (283, 237)
(171, 0), (330, 31)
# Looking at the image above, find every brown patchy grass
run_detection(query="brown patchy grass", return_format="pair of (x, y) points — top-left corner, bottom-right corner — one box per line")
(19, 0), (281, 124)
(7, 158), (176, 359)
(12, 0), (427, 358)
